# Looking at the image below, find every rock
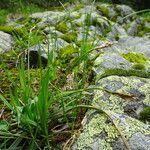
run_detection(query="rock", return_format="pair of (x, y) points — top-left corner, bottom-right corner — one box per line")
(115, 5), (136, 25)
(113, 132), (150, 150)
(72, 111), (150, 150)
(93, 36), (150, 80)
(95, 76), (150, 113)
(44, 26), (64, 36)
(27, 44), (48, 68)
(127, 19), (144, 36)
(72, 76), (150, 150)
(107, 24), (128, 40)
(116, 5), (134, 17)
(27, 37), (69, 68)
(0, 31), (13, 53)
(30, 11), (65, 27)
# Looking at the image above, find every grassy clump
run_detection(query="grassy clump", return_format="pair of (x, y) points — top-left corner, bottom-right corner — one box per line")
(122, 52), (148, 64)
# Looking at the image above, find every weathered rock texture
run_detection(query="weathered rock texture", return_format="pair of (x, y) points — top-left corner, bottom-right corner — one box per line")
(0, 2), (149, 149)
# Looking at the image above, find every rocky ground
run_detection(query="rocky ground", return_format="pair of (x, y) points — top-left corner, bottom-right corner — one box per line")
(0, 2), (150, 149)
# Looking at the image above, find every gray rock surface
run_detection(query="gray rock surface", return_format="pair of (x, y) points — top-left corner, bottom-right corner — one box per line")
(72, 76), (150, 150)
(1, 2), (149, 149)
(94, 36), (150, 80)
(30, 11), (65, 27)
(0, 31), (13, 53)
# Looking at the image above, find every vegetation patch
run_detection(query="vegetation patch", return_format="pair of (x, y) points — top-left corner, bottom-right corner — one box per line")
(132, 63), (146, 70)
(60, 32), (77, 43)
(140, 107), (150, 122)
(55, 22), (68, 34)
(0, 9), (9, 24)
(122, 52), (148, 64)
(0, 25), (25, 36)
(99, 68), (150, 79)
(96, 5), (109, 18)
(60, 44), (78, 58)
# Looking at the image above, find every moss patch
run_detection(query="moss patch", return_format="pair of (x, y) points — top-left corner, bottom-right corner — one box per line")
(55, 22), (68, 34)
(0, 9), (9, 24)
(122, 52), (148, 64)
(0, 25), (25, 36)
(140, 107), (150, 122)
(60, 44), (78, 58)
(132, 63), (146, 70)
(138, 26), (150, 37)
(99, 68), (150, 79)
(60, 32), (77, 43)
(96, 5), (109, 17)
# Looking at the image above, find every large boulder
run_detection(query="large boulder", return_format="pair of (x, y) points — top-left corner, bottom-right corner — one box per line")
(94, 36), (150, 80)
(72, 76), (150, 150)
(0, 31), (13, 53)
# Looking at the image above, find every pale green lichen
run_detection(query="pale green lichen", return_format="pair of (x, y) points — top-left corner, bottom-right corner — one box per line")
(74, 108), (150, 149)
(74, 114), (118, 149)
(138, 83), (150, 106)
(122, 52), (148, 64)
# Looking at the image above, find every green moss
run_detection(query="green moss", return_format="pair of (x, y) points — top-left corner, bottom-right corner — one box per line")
(122, 52), (148, 64)
(60, 32), (77, 43)
(0, 26), (24, 36)
(132, 63), (146, 70)
(138, 26), (150, 37)
(99, 68), (150, 79)
(140, 107), (150, 122)
(55, 22), (68, 34)
(139, 12), (150, 23)
(60, 44), (78, 58)
(73, 4), (84, 11)
(96, 5), (109, 17)
(76, 40), (93, 47)
(0, 9), (9, 24)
